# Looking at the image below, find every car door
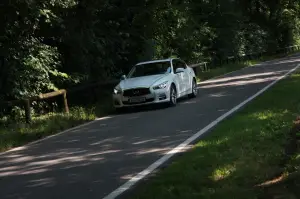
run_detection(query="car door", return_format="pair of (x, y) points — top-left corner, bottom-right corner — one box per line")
(172, 59), (185, 94)
(178, 59), (190, 92)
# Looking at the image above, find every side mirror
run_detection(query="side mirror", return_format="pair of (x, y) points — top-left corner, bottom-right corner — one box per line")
(175, 68), (185, 74)
(120, 75), (126, 80)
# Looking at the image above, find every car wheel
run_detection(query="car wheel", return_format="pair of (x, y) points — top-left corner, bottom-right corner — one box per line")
(188, 79), (197, 98)
(169, 85), (177, 106)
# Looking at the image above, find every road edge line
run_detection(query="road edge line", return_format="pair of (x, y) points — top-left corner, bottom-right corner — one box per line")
(102, 64), (300, 199)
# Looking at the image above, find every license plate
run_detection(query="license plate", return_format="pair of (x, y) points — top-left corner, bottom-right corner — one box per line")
(129, 97), (146, 103)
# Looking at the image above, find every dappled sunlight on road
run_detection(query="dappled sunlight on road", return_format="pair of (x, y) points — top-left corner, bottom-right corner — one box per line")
(198, 71), (285, 85)
(90, 137), (124, 146)
(126, 147), (173, 156)
(263, 57), (300, 66)
(27, 177), (55, 188)
(0, 120), (196, 197)
(0, 150), (112, 177)
(209, 92), (230, 98)
(198, 72), (283, 89)
(133, 139), (158, 145)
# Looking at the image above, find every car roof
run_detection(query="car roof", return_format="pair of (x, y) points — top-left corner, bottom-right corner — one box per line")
(136, 58), (180, 65)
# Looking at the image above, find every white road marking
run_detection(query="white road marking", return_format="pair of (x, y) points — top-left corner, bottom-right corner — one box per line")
(102, 63), (300, 199)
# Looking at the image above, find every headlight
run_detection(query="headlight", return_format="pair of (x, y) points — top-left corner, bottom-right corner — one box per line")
(113, 87), (122, 94)
(153, 81), (168, 90)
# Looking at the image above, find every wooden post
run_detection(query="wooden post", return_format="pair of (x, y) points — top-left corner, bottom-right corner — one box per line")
(24, 99), (31, 123)
(63, 90), (69, 114)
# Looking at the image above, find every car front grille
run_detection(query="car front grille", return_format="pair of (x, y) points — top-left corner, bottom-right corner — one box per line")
(123, 88), (151, 97)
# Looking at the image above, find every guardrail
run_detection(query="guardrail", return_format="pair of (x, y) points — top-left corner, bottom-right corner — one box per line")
(0, 89), (69, 123)
(189, 62), (208, 70)
(189, 62), (208, 77)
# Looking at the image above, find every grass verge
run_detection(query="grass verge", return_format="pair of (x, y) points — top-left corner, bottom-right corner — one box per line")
(128, 70), (300, 199)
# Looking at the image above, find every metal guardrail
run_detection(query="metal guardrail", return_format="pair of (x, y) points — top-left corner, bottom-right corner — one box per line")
(0, 89), (69, 123)
(189, 62), (208, 71)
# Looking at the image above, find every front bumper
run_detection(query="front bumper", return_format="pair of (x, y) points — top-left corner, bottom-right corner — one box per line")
(112, 87), (171, 108)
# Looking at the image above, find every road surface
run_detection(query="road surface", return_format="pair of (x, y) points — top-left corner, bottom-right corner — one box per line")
(1, 54), (300, 199)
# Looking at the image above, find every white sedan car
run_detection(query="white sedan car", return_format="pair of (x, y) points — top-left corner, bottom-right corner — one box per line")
(112, 58), (198, 110)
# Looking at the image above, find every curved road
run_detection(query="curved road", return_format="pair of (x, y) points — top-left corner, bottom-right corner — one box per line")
(1, 54), (300, 199)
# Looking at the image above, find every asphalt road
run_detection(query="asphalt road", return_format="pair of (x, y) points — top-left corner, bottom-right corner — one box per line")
(1, 54), (300, 199)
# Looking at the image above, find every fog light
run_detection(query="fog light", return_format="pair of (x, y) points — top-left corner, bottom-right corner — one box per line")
(158, 93), (167, 100)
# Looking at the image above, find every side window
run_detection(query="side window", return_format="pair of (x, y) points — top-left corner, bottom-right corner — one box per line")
(172, 59), (186, 73)
(172, 60), (180, 72)
(179, 60), (187, 69)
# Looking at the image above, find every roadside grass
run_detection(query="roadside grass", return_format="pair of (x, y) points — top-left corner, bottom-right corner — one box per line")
(128, 70), (300, 199)
(0, 52), (297, 153)
(0, 106), (96, 152)
(0, 92), (115, 152)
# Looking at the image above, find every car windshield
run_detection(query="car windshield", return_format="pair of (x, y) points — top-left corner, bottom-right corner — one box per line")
(127, 61), (171, 78)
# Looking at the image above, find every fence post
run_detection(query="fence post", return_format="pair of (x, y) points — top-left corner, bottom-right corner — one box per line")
(62, 90), (69, 114)
(24, 99), (31, 123)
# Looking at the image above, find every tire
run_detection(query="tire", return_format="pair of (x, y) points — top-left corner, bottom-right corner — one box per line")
(188, 78), (198, 98)
(169, 84), (177, 106)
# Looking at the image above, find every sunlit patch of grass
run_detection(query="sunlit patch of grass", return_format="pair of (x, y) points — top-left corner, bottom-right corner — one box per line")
(129, 71), (300, 199)
(194, 140), (209, 147)
(250, 111), (287, 121)
(195, 137), (229, 148)
(211, 164), (236, 181)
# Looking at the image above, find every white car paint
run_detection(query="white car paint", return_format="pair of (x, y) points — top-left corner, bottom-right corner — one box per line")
(119, 74), (168, 89)
(112, 58), (197, 108)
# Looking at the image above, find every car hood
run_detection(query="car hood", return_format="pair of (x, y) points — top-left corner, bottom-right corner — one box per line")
(119, 74), (168, 90)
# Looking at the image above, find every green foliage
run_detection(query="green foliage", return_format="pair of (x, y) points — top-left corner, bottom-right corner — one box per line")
(0, 0), (299, 103)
